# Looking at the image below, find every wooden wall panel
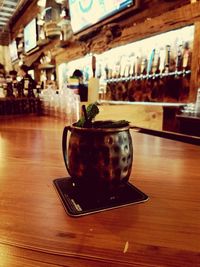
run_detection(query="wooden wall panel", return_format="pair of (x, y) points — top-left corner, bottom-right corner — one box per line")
(189, 21), (200, 102)
(115, 0), (190, 28)
(56, 2), (199, 62)
(119, 2), (200, 45)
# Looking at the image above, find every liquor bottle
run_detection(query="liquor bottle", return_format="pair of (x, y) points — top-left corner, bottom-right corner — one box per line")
(152, 49), (160, 75)
(150, 48), (161, 101)
(104, 64), (109, 80)
(114, 61), (121, 79)
(127, 55), (136, 101)
(175, 44), (183, 72)
(164, 45), (171, 100)
(125, 60), (131, 79)
(146, 49), (155, 101)
(159, 47), (166, 74)
(164, 44), (180, 101)
(17, 80), (24, 98)
(120, 55), (127, 78)
(141, 57), (147, 76)
(105, 61), (111, 80)
(24, 77), (29, 97)
(6, 76), (14, 97)
(147, 48), (155, 76)
(182, 41), (191, 72)
(124, 57), (131, 101)
(133, 53), (143, 101)
(140, 56), (149, 101)
(108, 63), (113, 80)
(28, 78), (35, 98)
(171, 43), (183, 101)
(181, 42), (191, 101)
(104, 61), (113, 100)
(129, 55), (135, 77)
(164, 45), (171, 74)
(96, 61), (102, 79)
(157, 46), (170, 101)
(135, 55), (141, 77)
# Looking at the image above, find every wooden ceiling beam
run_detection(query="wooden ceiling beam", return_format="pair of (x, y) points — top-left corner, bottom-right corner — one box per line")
(0, 11), (12, 17)
(0, 17), (9, 21)
(4, 0), (18, 7)
(1, 6), (15, 13)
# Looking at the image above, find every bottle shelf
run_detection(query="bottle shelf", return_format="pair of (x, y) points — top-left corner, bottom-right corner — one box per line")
(105, 70), (191, 83)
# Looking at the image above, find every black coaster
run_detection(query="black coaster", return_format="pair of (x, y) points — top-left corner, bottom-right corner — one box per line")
(53, 177), (148, 217)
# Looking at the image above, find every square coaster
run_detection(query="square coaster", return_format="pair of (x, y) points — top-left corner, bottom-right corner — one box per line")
(53, 177), (148, 217)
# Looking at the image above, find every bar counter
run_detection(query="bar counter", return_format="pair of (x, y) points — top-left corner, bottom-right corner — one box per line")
(0, 116), (200, 266)
(96, 100), (186, 132)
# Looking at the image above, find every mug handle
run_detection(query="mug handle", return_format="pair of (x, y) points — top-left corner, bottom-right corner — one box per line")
(62, 125), (71, 176)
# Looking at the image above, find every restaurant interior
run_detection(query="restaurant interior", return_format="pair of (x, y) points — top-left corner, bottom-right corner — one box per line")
(0, 0), (200, 266)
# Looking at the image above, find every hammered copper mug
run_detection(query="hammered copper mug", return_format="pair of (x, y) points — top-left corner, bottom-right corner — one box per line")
(62, 124), (133, 186)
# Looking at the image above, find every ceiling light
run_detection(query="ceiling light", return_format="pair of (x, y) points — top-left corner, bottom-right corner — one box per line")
(37, 0), (46, 7)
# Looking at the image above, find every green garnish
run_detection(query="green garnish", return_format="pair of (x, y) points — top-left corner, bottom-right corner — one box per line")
(75, 103), (99, 127)
(75, 103), (129, 128)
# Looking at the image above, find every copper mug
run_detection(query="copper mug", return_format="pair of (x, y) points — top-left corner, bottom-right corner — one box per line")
(62, 124), (133, 186)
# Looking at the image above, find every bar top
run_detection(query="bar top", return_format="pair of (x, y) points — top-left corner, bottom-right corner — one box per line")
(98, 100), (187, 107)
(177, 113), (200, 120)
(0, 116), (199, 267)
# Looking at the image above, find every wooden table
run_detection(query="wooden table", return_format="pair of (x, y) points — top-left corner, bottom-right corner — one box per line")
(0, 116), (200, 267)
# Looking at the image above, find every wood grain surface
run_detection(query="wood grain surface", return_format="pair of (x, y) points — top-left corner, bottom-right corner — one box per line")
(0, 115), (200, 267)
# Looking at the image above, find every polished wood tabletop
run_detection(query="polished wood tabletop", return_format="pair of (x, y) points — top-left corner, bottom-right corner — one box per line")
(0, 116), (200, 267)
